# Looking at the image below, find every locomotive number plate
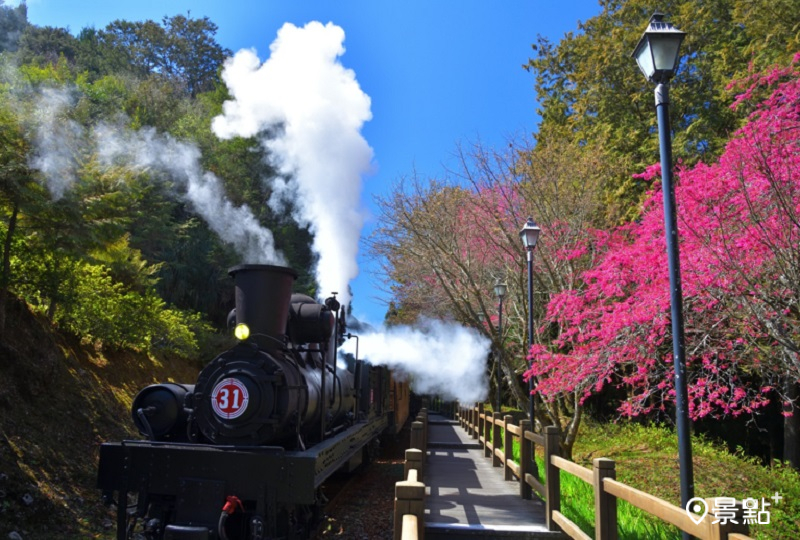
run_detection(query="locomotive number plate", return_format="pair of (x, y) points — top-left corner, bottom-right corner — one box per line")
(211, 378), (250, 419)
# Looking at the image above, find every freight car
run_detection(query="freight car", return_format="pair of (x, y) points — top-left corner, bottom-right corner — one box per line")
(97, 264), (409, 540)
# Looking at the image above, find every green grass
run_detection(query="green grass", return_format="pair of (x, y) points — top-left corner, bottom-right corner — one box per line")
(477, 412), (800, 539)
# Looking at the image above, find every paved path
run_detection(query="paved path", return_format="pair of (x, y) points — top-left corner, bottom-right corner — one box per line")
(423, 415), (566, 539)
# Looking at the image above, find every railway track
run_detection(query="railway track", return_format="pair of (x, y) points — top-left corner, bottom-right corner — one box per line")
(314, 429), (410, 539)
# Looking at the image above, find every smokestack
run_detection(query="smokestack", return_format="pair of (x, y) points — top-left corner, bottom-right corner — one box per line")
(229, 264), (297, 351)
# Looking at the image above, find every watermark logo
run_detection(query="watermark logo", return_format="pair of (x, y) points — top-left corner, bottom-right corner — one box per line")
(685, 492), (783, 526)
(685, 497), (708, 525)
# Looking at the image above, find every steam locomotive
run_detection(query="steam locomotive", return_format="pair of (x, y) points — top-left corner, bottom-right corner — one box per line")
(97, 264), (410, 540)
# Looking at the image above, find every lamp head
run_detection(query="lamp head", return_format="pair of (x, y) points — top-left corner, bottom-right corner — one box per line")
(519, 217), (541, 251)
(632, 13), (686, 84)
(494, 280), (507, 300)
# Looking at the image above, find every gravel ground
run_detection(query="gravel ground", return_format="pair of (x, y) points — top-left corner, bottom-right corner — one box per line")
(314, 428), (410, 540)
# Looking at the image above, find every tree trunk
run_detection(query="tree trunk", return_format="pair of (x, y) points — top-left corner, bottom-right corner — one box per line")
(500, 355), (530, 412)
(561, 395), (583, 461)
(784, 380), (800, 470)
(0, 200), (19, 336)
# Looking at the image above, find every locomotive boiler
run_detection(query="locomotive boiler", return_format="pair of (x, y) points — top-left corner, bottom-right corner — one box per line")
(97, 264), (409, 540)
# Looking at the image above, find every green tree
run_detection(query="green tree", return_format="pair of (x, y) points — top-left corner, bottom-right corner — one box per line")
(0, 0), (27, 54)
(161, 14), (230, 96)
(73, 26), (134, 79)
(526, 0), (800, 221)
(17, 25), (78, 66)
(0, 104), (37, 334)
(1, 14), (315, 356)
(95, 15), (230, 96)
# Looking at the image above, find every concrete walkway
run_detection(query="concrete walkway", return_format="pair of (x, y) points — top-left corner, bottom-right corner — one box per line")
(424, 415), (566, 539)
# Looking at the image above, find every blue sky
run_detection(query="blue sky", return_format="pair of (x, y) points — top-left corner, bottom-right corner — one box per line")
(22, 0), (603, 324)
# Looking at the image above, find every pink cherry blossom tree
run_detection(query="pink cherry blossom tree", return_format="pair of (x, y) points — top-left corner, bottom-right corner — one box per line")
(528, 58), (800, 464)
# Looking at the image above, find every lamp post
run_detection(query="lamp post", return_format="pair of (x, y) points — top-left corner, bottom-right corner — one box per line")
(519, 217), (541, 425)
(632, 13), (694, 519)
(494, 280), (507, 413)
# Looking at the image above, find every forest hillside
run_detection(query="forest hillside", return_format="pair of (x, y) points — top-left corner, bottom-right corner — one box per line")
(0, 295), (201, 539)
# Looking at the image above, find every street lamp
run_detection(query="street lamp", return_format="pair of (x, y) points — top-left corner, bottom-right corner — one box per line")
(519, 217), (541, 425)
(632, 12), (694, 520)
(493, 280), (507, 413)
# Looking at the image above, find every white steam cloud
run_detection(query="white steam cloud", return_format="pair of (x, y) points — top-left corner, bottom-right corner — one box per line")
(27, 90), (283, 264)
(212, 21), (373, 304)
(28, 88), (83, 199)
(343, 320), (490, 404)
(94, 124), (285, 265)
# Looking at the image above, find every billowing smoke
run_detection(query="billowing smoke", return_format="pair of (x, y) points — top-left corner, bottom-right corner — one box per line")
(93, 124), (284, 265)
(28, 88), (83, 199)
(342, 319), (490, 404)
(210, 23), (492, 403)
(212, 21), (373, 304)
(26, 90), (284, 264)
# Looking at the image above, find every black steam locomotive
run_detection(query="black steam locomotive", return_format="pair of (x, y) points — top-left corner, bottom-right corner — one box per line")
(97, 264), (408, 540)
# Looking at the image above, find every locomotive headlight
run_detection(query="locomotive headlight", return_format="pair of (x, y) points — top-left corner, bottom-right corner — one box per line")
(234, 323), (250, 341)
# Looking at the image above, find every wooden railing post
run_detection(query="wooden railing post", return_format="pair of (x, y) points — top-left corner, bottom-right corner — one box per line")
(544, 425), (561, 531)
(401, 515), (418, 540)
(410, 421), (424, 453)
(394, 469), (425, 540)
(519, 420), (532, 500)
(475, 403), (483, 439)
(492, 412), (502, 466)
(483, 410), (491, 457)
(417, 409), (428, 456)
(593, 458), (618, 540)
(405, 448), (424, 481)
(503, 415), (514, 480)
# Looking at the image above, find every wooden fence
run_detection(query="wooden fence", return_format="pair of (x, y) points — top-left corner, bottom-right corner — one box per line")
(458, 403), (754, 540)
(394, 409), (428, 540)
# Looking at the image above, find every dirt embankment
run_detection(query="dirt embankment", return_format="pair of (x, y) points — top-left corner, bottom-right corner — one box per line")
(0, 297), (201, 539)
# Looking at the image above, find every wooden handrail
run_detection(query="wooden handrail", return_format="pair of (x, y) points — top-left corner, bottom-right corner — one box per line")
(603, 478), (706, 537)
(552, 455), (593, 484)
(524, 429), (545, 446)
(552, 510), (591, 540)
(525, 472), (545, 499)
(455, 403), (755, 540)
